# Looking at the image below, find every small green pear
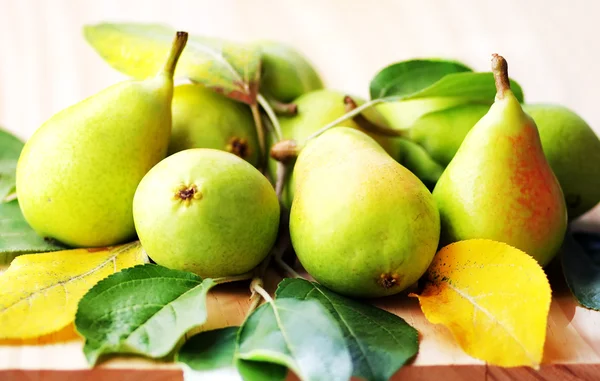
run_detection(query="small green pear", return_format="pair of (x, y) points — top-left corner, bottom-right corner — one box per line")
(133, 149), (280, 278)
(290, 127), (440, 298)
(409, 104), (490, 166)
(523, 104), (600, 219)
(388, 137), (445, 190)
(255, 40), (324, 103)
(16, 32), (189, 248)
(168, 84), (260, 167)
(432, 55), (567, 266)
(374, 97), (469, 130)
(267, 89), (394, 207)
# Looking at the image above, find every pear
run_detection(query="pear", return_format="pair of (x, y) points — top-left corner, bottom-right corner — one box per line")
(409, 104), (490, 166)
(388, 137), (445, 190)
(432, 54), (567, 266)
(169, 84), (260, 167)
(267, 89), (394, 207)
(290, 127), (440, 298)
(133, 149), (280, 278)
(255, 40), (324, 103)
(16, 32), (188, 248)
(374, 97), (469, 130)
(523, 104), (600, 219)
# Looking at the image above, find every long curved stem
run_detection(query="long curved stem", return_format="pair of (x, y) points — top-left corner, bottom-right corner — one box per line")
(250, 103), (266, 168)
(213, 271), (254, 285)
(258, 94), (283, 142)
(304, 98), (385, 142)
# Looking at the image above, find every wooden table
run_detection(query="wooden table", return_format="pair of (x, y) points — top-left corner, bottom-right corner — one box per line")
(1, 255), (599, 381)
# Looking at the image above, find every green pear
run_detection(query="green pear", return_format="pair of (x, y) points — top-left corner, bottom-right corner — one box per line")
(374, 97), (469, 130)
(16, 32), (188, 248)
(409, 104), (490, 166)
(267, 89), (394, 207)
(290, 127), (440, 298)
(388, 137), (445, 190)
(523, 104), (600, 219)
(168, 84), (260, 167)
(432, 55), (567, 266)
(255, 40), (324, 103)
(133, 149), (280, 277)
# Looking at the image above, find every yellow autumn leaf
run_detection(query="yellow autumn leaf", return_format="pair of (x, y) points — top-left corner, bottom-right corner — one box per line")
(410, 239), (551, 368)
(0, 241), (146, 340)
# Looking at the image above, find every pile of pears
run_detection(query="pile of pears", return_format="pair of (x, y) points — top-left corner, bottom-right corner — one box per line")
(13, 28), (600, 299)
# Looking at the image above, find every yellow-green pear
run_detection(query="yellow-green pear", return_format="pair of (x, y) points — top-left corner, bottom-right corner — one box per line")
(133, 149), (280, 277)
(169, 84), (260, 167)
(255, 40), (324, 103)
(523, 104), (600, 219)
(290, 127), (440, 298)
(16, 32), (189, 248)
(432, 55), (567, 266)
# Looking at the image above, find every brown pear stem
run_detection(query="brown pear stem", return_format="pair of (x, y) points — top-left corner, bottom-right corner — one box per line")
(162, 31), (188, 76)
(344, 96), (406, 137)
(270, 139), (300, 163)
(491, 54), (510, 99)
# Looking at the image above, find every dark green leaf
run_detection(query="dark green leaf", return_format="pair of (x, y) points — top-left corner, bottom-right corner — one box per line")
(177, 327), (286, 381)
(369, 59), (473, 99)
(237, 297), (352, 381)
(561, 230), (600, 310)
(84, 23), (261, 104)
(388, 71), (524, 103)
(276, 279), (419, 381)
(75, 264), (216, 365)
(0, 200), (66, 262)
(0, 128), (24, 202)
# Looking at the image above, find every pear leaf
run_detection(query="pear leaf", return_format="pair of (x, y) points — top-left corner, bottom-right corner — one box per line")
(84, 23), (261, 104)
(237, 297), (352, 381)
(0, 242), (145, 339)
(276, 278), (418, 381)
(410, 239), (551, 368)
(561, 230), (600, 310)
(0, 200), (67, 263)
(75, 264), (216, 366)
(369, 59), (473, 99)
(177, 327), (287, 381)
(0, 128), (24, 202)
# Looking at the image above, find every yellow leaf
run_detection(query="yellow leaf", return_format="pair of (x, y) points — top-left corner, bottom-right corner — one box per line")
(0, 241), (146, 339)
(410, 239), (551, 368)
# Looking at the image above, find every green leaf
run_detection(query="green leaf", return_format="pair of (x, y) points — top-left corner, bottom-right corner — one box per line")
(369, 59), (473, 99)
(237, 297), (352, 381)
(75, 264), (216, 365)
(387, 71), (525, 104)
(276, 279), (419, 381)
(561, 230), (600, 310)
(84, 23), (261, 104)
(0, 128), (24, 202)
(177, 327), (287, 381)
(0, 200), (66, 263)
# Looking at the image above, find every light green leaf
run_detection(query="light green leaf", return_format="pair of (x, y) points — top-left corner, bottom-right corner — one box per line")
(370, 59), (473, 99)
(0, 128), (24, 202)
(0, 200), (66, 263)
(84, 23), (261, 104)
(276, 279), (419, 381)
(75, 264), (216, 365)
(237, 297), (352, 381)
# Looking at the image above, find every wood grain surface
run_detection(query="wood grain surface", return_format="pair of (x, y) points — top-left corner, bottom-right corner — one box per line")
(1, 0), (600, 379)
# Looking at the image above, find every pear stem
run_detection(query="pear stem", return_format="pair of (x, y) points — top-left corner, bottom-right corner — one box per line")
(250, 103), (267, 168)
(162, 31), (188, 77)
(343, 96), (406, 137)
(304, 98), (385, 143)
(251, 280), (273, 303)
(213, 271), (254, 285)
(258, 94), (283, 141)
(491, 54), (510, 99)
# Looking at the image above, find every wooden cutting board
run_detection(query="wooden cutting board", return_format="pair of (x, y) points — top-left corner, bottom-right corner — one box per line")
(1, 253), (599, 381)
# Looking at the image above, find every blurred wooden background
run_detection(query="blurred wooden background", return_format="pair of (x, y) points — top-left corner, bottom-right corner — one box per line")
(1, 0), (599, 142)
